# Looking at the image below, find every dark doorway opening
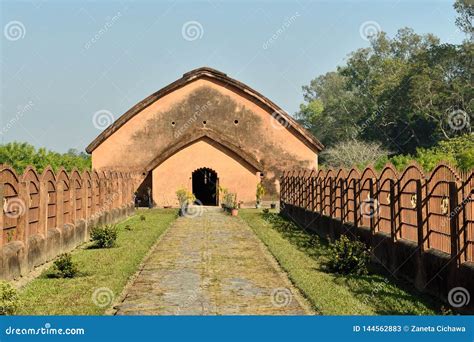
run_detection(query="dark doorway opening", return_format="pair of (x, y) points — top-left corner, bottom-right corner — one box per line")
(192, 168), (218, 206)
(135, 172), (153, 208)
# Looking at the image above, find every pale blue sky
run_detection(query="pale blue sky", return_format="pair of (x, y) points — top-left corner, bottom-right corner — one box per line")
(0, 0), (464, 152)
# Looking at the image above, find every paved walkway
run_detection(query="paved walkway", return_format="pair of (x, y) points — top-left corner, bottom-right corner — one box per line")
(113, 208), (309, 315)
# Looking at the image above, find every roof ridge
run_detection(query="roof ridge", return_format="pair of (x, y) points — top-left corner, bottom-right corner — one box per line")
(183, 67), (227, 78)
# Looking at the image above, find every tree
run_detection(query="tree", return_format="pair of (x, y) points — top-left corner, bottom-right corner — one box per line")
(295, 72), (359, 147)
(296, 25), (473, 155)
(454, 0), (474, 39)
(320, 139), (390, 169)
(0, 142), (91, 173)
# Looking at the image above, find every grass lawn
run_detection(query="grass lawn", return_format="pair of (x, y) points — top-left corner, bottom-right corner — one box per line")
(17, 209), (177, 315)
(240, 209), (443, 315)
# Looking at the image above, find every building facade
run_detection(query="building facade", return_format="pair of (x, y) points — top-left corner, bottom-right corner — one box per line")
(86, 67), (323, 207)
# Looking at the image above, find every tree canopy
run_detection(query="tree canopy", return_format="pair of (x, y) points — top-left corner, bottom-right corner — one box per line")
(0, 142), (91, 174)
(296, 0), (473, 160)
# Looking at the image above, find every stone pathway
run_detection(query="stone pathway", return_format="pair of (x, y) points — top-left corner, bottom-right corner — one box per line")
(113, 208), (310, 315)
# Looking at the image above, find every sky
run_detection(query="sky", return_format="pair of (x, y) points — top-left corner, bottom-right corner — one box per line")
(0, 0), (465, 153)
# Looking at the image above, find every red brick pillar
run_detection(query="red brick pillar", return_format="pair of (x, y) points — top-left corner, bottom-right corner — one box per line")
(17, 181), (29, 243)
(38, 180), (48, 237)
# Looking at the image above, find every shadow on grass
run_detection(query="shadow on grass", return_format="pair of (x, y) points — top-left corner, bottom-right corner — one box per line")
(333, 271), (444, 315)
(261, 212), (445, 315)
(262, 212), (329, 260)
(42, 269), (90, 279)
(85, 244), (119, 250)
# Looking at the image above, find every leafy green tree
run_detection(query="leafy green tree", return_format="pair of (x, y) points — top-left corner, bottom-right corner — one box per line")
(0, 142), (91, 174)
(297, 25), (472, 155)
(296, 72), (358, 147)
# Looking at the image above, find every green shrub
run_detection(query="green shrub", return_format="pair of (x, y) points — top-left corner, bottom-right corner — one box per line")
(223, 192), (238, 209)
(90, 224), (118, 248)
(140, 214), (146, 221)
(327, 235), (370, 275)
(125, 224), (132, 231)
(0, 281), (19, 315)
(376, 134), (474, 172)
(256, 183), (265, 203)
(53, 253), (79, 278)
(176, 188), (195, 207)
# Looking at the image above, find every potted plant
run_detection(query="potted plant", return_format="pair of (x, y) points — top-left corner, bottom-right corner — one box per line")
(176, 188), (187, 216)
(223, 191), (233, 213)
(219, 186), (228, 209)
(176, 188), (195, 216)
(256, 183), (265, 208)
(231, 193), (239, 216)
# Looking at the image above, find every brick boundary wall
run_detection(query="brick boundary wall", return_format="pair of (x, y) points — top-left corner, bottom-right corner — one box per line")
(280, 162), (474, 313)
(0, 165), (141, 280)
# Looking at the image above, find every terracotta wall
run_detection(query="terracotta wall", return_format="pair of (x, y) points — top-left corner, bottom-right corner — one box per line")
(0, 165), (137, 280)
(152, 138), (259, 206)
(281, 163), (474, 312)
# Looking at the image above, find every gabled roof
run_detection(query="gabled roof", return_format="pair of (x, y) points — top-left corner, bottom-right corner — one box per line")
(144, 129), (263, 172)
(86, 67), (324, 153)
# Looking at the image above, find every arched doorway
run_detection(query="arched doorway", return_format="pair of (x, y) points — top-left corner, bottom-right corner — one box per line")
(192, 168), (218, 206)
(134, 172), (153, 208)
